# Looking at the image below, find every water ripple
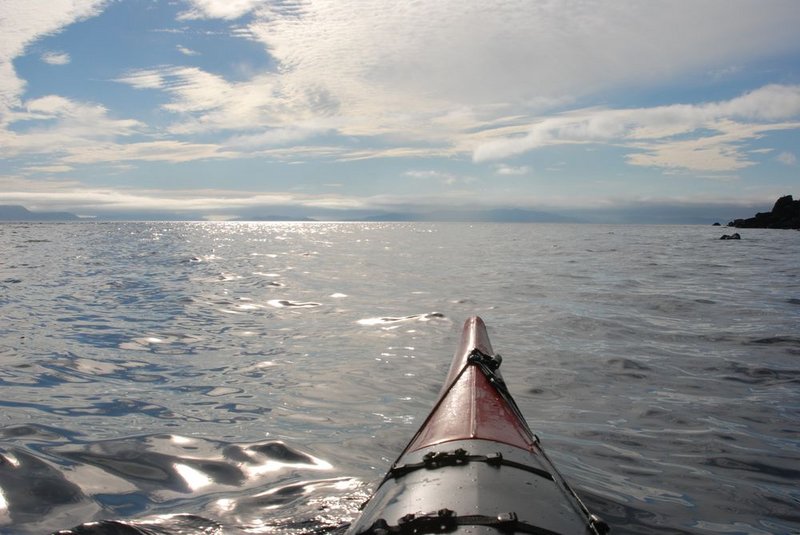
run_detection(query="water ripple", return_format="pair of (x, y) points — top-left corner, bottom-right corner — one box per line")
(1, 222), (798, 534)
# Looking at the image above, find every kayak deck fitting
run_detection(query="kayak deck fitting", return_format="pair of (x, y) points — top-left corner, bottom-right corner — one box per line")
(348, 316), (608, 535)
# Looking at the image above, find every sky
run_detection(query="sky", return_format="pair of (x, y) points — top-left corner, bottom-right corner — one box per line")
(1, 0), (799, 221)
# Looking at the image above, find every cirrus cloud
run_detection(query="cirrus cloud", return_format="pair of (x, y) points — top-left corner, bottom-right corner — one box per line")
(473, 85), (800, 172)
(0, 0), (107, 112)
(41, 50), (70, 65)
(178, 0), (265, 20)
(777, 151), (797, 165)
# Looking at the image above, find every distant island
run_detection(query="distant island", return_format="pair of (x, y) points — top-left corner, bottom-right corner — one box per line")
(233, 215), (318, 222)
(727, 195), (800, 229)
(0, 205), (80, 221)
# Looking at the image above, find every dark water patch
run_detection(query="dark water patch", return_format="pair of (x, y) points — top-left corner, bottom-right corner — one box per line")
(606, 358), (651, 371)
(47, 353), (168, 382)
(54, 514), (223, 535)
(0, 424), (77, 444)
(604, 357), (651, 379)
(721, 363), (800, 386)
(63, 451), (243, 491)
(580, 494), (679, 535)
(748, 335), (800, 347)
(245, 442), (318, 464)
(214, 403), (270, 415)
(703, 456), (800, 480)
(0, 398), (202, 422)
(0, 449), (86, 525)
(526, 387), (563, 400)
(786, 298), (800, 305)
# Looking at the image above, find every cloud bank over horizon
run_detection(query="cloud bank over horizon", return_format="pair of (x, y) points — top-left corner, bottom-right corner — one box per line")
(1, 0), (799, 220)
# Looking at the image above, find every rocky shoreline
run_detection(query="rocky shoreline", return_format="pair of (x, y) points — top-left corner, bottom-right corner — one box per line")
(728, 195), (800, 229)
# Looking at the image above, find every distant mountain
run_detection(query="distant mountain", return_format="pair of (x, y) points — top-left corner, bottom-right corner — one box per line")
(233, 215), (318, 222)
(361, 208), (574, 223)
(362, 212), (423, 222)
(0, 205), (80, 221)
(480, 208), (576, 223)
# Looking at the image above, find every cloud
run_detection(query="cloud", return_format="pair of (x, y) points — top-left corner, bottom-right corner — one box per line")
(117, 67), (293, 133)
(24, 164), (75, 174)
(60, 140), (240, 165)
(249, 1), (800, 107)
(176, 45), (199, 56)
(2, 173), (782, 222)
(473, 85), (800, 172)
(0, 175), (369, 214)
(238, 0), (800, 137)
(178, 0), (264, 20)
(0, 95), (237, 167)
(224, 126), (328, 149)
(404, 169), (477, 186)
(0, 0), (108, 111)
(41, 51), (70, 65)
(5, 0), (800, 183)
(0, 95), (142, 159)
(101, 2), (800, 169)
(405, 170), (458, 185)
(495, 165), (530, 176)
(715, 84), (800, 120)
(777, 151), (797, 165)
(117, 66), (234, 113)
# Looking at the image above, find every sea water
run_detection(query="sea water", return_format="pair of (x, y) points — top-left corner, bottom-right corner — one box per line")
(0, 222), (797, 535)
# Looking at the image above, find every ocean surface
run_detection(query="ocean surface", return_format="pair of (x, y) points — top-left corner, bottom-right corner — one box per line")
(0, 222), (797, 535)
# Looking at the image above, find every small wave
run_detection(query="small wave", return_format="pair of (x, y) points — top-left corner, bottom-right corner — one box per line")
(119, 334), (201, 353)
(527, 387), (563, 400)
(722, 363), (800, 385)
(54, 435), (331, 492)
(252, 271), (281, 277)
(267, 299), (321, 308)
(703, 456), (800, 480)
(56, 515), (222, 535)
(39, 436), (344, 534)
(605, 358), (651, 379)
(748, 336), (800, 346)
(180, 254), (220, 263)
(357, 312), (445, 326)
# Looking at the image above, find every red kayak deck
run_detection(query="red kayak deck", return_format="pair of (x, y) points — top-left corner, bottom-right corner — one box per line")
(348, 316), (608, 535)
(406, 363), (538, 452)
(406, 316), (538, 453)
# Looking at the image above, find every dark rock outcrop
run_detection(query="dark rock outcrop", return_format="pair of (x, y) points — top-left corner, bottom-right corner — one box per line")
(728, 195), (800, 229)
(720, 233), (741, 240)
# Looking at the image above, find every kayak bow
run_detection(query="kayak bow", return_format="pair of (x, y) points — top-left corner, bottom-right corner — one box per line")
(349, 316), (608, 535)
